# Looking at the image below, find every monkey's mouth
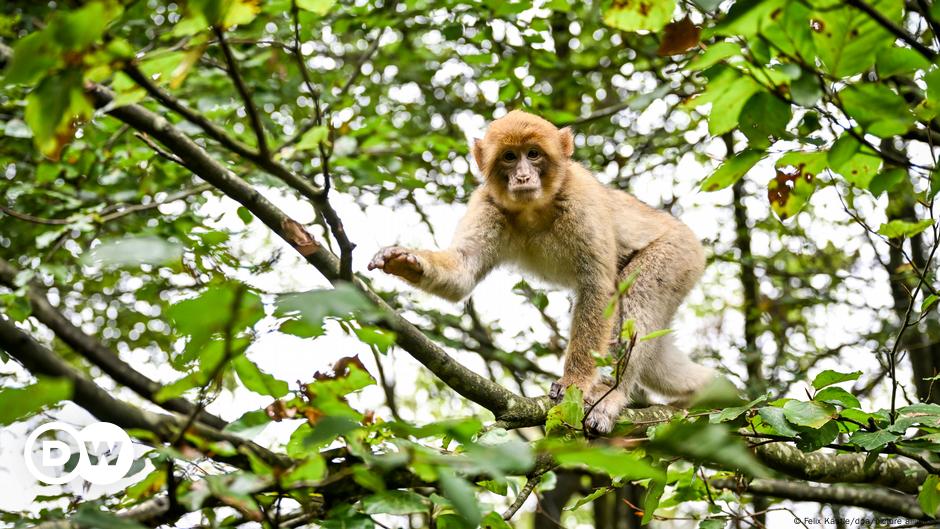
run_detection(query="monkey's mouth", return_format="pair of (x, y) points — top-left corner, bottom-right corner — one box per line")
(508, 183), (541, 198)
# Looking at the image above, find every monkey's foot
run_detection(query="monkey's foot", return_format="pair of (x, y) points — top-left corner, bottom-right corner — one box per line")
(368, 246), (424, 283)
(584, 387), (627, 435)
(549, 381), (565, 402)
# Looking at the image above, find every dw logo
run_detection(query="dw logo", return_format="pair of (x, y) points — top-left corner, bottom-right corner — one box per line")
(23, 421), (135, 485)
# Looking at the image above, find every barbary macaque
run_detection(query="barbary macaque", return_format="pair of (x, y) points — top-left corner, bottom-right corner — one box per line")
(368, 110), (715, 433)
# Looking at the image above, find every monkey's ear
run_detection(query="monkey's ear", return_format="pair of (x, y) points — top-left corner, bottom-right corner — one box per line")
(472, 138), (485, 170)
(559, 127), (574, 158)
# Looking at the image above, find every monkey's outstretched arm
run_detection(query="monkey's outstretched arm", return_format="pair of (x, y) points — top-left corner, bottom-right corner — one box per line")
(369, 192), (505, 302)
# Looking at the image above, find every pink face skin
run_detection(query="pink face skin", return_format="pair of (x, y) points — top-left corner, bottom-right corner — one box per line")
(497, 144), (547, 202)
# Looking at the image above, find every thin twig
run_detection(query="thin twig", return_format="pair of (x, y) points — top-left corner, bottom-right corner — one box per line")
(213, 25), (269, 157)
(0, 204), (72, 225)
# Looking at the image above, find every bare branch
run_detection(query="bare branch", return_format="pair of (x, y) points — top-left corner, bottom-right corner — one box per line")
(212, 25), (269, 157)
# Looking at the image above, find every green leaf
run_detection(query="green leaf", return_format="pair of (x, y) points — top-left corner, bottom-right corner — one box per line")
(224, 409), (270, 438)
(795, 418), (839, 452)
(782, 400), (837, 429)
(868, 167), (907, 197)
(480, 512), (512, 529)
(828, 134), (861, 170)
(709, 0), (786, 38)
(812, 369), (862, 390)
(83, 236), (183, 268)
(713, 395), (767, 423)
(650, 421), (766, 476)
(832, 150), (883, 189)
(708, 77), (762, 135)
(554, 445), (663, 479)
(642, 477), (666, 524)
(73, 507), (147, 529)
(438, 469), (481, 526)
(920, 475), (940, 518)
(701, 149), (763, 192)
(849, 429), (900, 451)
(814, 387), (860, 409)
(738, 92), (791, 148)
(602, 0), (675, 32)
(545, 386), (584, 435)
(236, 206), (254, 225)
(354, 326), (397, 353)
(812, 0), (903, 78)
(232, 356), (289, 398)
(3, 31), (63, 85)
(287, 417), (361, 458)
(927, 68), (940, 102)
(297, 0), (336, 12)
(923, 294), (939, 313)
(0, 378), (72, 425)
(876, 47), (930, 77)
(840, 83), (914, 138)
(24, 69), (93, 159)
(362, 490), (428, 515)
(760, 1), (815, 61)
(296, 125), (330, 151)
(640, 329), (673, 342)
(790, 69), (822, 107)
(757, 407), (800, 437)
(700, 520), (728, 529)
(283, 455), (326, 484)
(168, 286), (263, 365)
(566, 487), (613, 511)
(877, 219), (934, 239)
(687, 376), (745, 410)
(276, 284), (377, 337)
(687, 41), (741, 71)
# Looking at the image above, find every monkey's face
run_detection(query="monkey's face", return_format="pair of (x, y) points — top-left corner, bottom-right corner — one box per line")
(498, 145), (547, 201)
(473, 111), (574, 210)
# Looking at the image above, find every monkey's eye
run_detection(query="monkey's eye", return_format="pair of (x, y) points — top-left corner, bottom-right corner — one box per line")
(527, 149), (541, 160)
(502, 151), (517, 161)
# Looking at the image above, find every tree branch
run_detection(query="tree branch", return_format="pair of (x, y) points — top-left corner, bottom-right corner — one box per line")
(711, 478), (926, 519)
(753, 442), (926, 494)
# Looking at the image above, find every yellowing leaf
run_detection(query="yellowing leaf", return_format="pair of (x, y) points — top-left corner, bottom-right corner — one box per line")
(603, 0), (676, 32)
(297, 0), (337, 15)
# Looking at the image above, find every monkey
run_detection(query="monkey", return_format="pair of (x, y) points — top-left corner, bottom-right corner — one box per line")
(368, 110), (715, 433)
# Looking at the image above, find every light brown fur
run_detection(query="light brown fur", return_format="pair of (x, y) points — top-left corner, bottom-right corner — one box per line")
(368, 110), (714, 433)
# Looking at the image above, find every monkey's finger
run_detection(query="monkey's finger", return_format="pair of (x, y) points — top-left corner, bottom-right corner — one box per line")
(367, 255), (385, 270)
(548, 381), (565, 402)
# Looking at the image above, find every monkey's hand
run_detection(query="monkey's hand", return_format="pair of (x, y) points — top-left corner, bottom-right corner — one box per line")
(367, 246), (424, 284)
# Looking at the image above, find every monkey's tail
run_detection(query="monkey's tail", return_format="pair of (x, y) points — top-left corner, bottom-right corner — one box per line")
(637, 336), (716, 401)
